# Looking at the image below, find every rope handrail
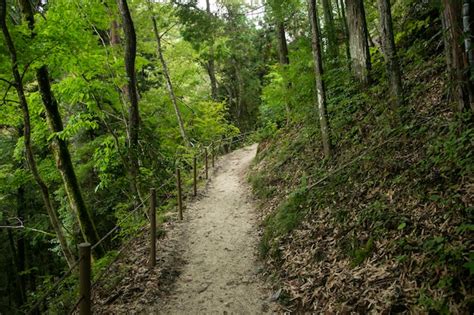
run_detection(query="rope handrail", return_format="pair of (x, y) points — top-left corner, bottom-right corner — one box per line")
(35, 134), (256, 314)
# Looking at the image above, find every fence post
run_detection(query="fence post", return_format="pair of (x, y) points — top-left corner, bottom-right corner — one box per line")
(193, 156), (197, 197)
(205, 148), (208, 179)
(79, 243), (91, 315)
(176, 168), (183, 220)
(149, 188), (156, 268)
(211, 146), (215, 168)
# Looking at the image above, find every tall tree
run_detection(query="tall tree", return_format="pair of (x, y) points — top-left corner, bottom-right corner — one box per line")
(441, 0), (474, 112)
(345, 0), (371, 85)
(0, 0), (75, 266)
(151, 12), (190, 146)
(308, 0), (332, 158)
(463, 0), (474, 76)
(18, 0), (103, 256)
(377, 0), (403, 108)
(205, 0), (218, 100)
(337, 0), (351, 67)
(321, 0), (339, 62)
(277, 21), (290, 65)
(116, 0), (142, 198)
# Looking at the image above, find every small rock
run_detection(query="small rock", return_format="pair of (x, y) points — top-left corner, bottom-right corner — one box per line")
(270, 288), (282, 301)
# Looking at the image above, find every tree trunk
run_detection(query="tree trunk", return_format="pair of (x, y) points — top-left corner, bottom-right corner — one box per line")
(322, 0), (339, 62)
(377, 0), (403, 108)
(308, 0), (332, 159)
(0, 0), (76, 266)
(276, 21), (291, 123)
(116, 0), (141, 201)
(151, 15), (190, 146)
(277, 21), (290, 65)
(345, 0), (371, 85)
(36, 66), (103, 256)
(338, 0), (351, 69)
(441, 0), (474, 112)
(206, 0), (218, 100)
(463, 0), (474, 105)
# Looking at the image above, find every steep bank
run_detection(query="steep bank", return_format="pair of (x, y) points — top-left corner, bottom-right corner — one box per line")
(250, 60), (473, 313)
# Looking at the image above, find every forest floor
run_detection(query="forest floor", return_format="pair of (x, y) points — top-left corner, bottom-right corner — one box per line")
(93, 143), (276, 314)
(94, 144), (277, 314)
(148, 143), (274, 314)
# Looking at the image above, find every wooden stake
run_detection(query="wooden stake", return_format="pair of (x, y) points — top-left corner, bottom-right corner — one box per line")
(177, 168), (183, 220)
(212, 148), (215, 168)
(193, 156), (197, 196)
(205, 148), (208, 179)
(79, 243), (91, 315)
(149, 188), (156, 268)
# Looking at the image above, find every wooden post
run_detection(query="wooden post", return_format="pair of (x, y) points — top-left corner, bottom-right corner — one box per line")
(79, 243), (91, 315)
(176, 168), (183, 220)
(211, 147), (215, 168)
(193, 156), (197, 196)
(149, 188), (156, 268)
(205, 148), (208, 179)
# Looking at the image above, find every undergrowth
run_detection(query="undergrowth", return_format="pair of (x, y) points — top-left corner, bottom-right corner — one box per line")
(250, 47), (473, 312)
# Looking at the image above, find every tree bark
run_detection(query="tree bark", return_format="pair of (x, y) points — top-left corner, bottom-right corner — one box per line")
(321, 0), (339, 62)
(206, 0), (218, 100)
(116, 0), (141, 198)
(441, 0), (474, 112)
(36, 66), (103, 256)
(345, 0), (371, 85)
(308, 0), (332, 159)
(277, 21), (290, 65)
(151, 15), (190, 146)
(338, 0), (351, 69)
(276, 21), (291, 123)
(0, 0), (76, 266)
(377, 0), (403, 108)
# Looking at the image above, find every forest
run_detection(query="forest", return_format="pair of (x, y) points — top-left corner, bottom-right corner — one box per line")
(0, 0), (472, 313)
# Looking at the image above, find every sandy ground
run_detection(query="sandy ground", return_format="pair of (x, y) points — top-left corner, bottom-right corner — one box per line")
(150, 143), (273, 314)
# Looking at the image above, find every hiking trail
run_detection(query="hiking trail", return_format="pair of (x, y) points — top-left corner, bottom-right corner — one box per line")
(149, 143), (274, 314)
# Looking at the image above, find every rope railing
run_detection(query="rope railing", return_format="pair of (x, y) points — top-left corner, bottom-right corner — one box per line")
(31, 132), (254, 315)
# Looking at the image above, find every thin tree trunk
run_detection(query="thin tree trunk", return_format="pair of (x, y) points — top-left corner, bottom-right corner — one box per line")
(463, 0), (474, 103)
(277, 21), (290, 65)
(116, 0), (141, 200)
(441, 0), (473, 112)
(0, 0), (76, 266)
(345, 0), (371, 85)
(16, 178), (27, 304)
(206, 0), (218, 100)
(151, 15), (190, 146)
(308, 0), (332, 159)
(377, 0), (403, 108)
(339, 0), (351, 69)
(37, 66), (103, 256)
(276, 21), (291, 123)
(321, 0), (339, 62)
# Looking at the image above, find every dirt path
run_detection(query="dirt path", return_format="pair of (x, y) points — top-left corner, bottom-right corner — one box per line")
(151, 143), (272, 314)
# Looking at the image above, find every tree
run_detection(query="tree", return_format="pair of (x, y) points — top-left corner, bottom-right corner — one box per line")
(0, 0), (75, 267)
(345, 0), (371, 85)
(441, 0), (474, 112)
(321, 0), (339, 62)
(308, 0), (332, 158)
(377, 0), (403, 108)
(18, 0), (103, 256)
(337, 0), (351, 68)
(205, 0), (218, 100)
(151, 10), (190, 146)
(116, 0), (142, 199)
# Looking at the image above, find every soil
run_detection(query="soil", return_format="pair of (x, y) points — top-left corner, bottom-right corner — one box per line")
(147, 143), (275, 314)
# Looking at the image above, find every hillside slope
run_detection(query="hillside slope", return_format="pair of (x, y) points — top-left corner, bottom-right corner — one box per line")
(250, 55), (473, 313)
